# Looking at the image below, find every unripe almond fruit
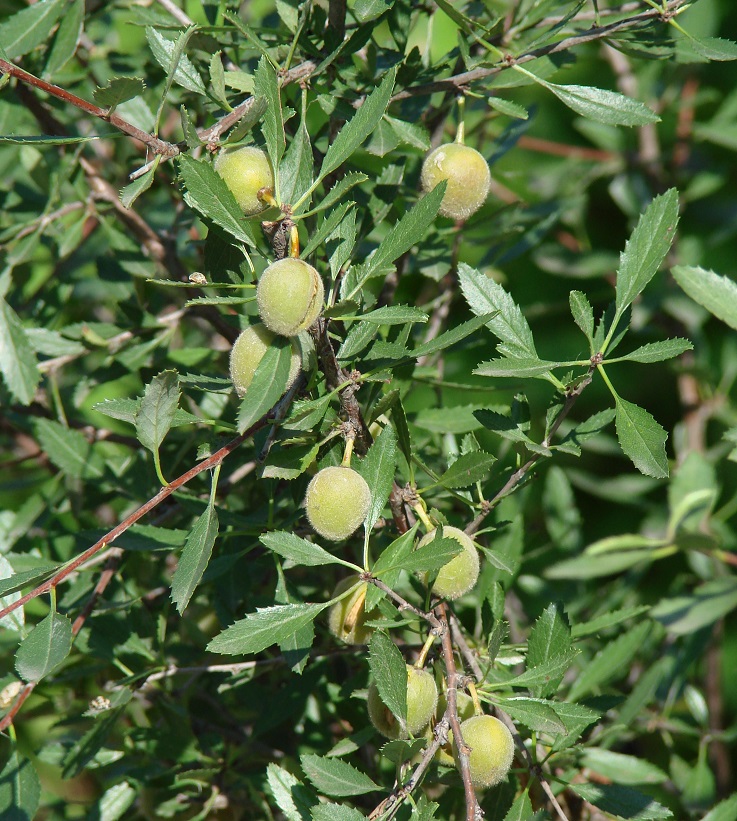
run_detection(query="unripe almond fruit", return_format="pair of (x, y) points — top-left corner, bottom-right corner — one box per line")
(420, 143), (491, 220)
(417, 526), (480, 600)
(453, 714), (515, 788)
(368, 665), (438, 739)
(229, 324), (302, 398)
(214, 146), (274, 215)
(257, 258), (324, 337)
(328, 577), (376, 645)
(304, 466), (370, 541)
(433, 690), (476, 766)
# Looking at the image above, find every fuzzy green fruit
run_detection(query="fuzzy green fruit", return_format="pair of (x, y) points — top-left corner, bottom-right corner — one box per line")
(229, 324), (302, 398)
(214, 146), (274, 215)
(417, 526), (480, 600)
(257, 258), (324, 337)
(305, 466), (371, 541)
(433, 691), (476, 766)
(420, 142), (491, 221)
(368, 665), (438, 739)
(328, 577), (376, 645)
(453, 715), (515, 789)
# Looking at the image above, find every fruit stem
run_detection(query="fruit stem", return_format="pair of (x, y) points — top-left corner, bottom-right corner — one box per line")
(341, 435), (355, 467)
(412, 502), (434, 532)
(455, 95), (465, 144)
(258, 188), (278, 209)
(468, 681), (483, 715)
(415, 633), (436, 668)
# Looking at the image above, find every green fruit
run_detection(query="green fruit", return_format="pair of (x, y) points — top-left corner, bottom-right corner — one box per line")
(417, 526), (480, 600)
(257, 258), (324, 337)
(328, 577), (375, 645)
(453, 715), (515, 789)
(304, 466), (371, 541)
(420, 142), (491, 220)
(433, 691), (475, 766)
(368, 665), (438, 739)
(229, 324), (302, 398)
(214, 146), (274, 215)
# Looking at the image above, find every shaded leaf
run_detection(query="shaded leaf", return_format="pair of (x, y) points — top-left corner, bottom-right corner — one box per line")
(15, 611), (73, 682)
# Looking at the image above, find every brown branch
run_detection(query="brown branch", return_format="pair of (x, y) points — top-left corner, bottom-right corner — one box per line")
(392, 0), (689, 101)
(0, 683), (37, 733)
(72, 548), (123, 636)
(365, 576), (442, 632)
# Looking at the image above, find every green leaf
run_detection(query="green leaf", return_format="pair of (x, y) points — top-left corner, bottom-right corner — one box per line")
(369, 631), (407, 727)
(671, 265), (737, 330)
(120, 160), (158, 209)
(0, 134), (104, 145)
(615, 189), (679, 317)
(145, 25), (206, 96)
(539, 79), (660, 126)
(495, 697), (566, 734)
(0, 555), (23, 632)
(43, 0), (83, 77)
(569, 290), (594, 344)
(207, 602), (328, 655)
(492, 649), (579, 690)
(255, 57), (285, 171)
(571, 783), (672, 820)
(279, 121), (313, 209)
(319, 66), (397, 181)
(571, 606), (650, 638)
(92, 782), (137, 821)
(178, 154), (258, 247)
(502, 790), (534, 821)
(352, 305), (429, 325)
(650, 578), (737, 635)
(615, 396), (669, 478)
(613, 338), (693, 364)
(266, 764), (314, 821)
(0, 298), (40, 405)
(135, 370), (180, 454)
(489, 97), (529, 120)
(0, 563), (62, 599)
(382, 535), (463, 574)
(34, 418), (103, 479)
(237, 337), (293, 433)
(527, 603), (572, 697)
(458, 264), (537, 358)
(701, 795), (737, 821)
(93, 77), (146, 109)
(581, 749), (668, 785)
(354, 424), (398, 535)
(366, 524), (418, 610)
(474, 357), (574, 378)
(309, 172), (368, 215)
(171, 500), (219, 614)
(436, 452), (496, 488)
(15, 611), (73, 682)
(0, 0), (65, 61)
(0, 748), (41, 821)
(687, 35), (737, 61)
(568, 621), (652, 701)
(300, 754), (379, 797)
(311, 805), (366, 821)
(412, 314), (495, 359)
(353, 0), (393, 23)
(261, 531), (357, 569)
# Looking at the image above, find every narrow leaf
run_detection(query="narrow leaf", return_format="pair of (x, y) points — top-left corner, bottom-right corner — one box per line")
(354, 425), (398, 534)
(145, 25), (206, 95)
(237, 337), (293, 433)
(570, 290), (594, 344)
(475, 357), (573, 378)
(0, 0), (64, 61)
(300, 754), (379, 797)
(261, 531), (355, 568)
(369, 631), (407, 727)
(15, 611), (73, 682)
(541, 80), (660, 126)
(43, 0), (83, 77)
(436, 452), (497, 488)
(0, 748), (41, 821)
(571, 783), (672, 820)
(0, 298), (40, 405)
(171, 500), (219, 613)
(35, 418), (102, 479)
(614, 338), (693, 363)
(255, 57), (285, 169)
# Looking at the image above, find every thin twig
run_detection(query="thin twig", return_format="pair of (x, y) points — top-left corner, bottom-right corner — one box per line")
(366, 577), (442, 631)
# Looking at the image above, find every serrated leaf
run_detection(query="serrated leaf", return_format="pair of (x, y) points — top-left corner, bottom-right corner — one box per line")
(311, 173), (368, 215)
(43, 0), (83, 77)
(0, 298), (40, 405)
(15, 611), (73, 682)
(369, 631), (407, 728)
(571, 783), (672, 820)
(503, 790), (534, 821)
(171, 500), (219, 614)
(527, 603), (572, 697)
(0, 563), (62, 599)
(319, 66), (397, 181)
(266, 764), (314, 821)
(93, 781), (137, 821)
(688, 35), (737, 61)
(279, 121), (313, 209)
(474, 357), (573, 378)
(300, 754), (379, 797)
(207, 602), (328, 655)
(581, 749), (668, 785)
(413, 313), (495, 359)
(354, 425), (398, 534)
(701, 794), (737, 821)
(120, 158), (158, 209)
(0, 748), (41, 821)
(569, 621), (652, 701)
(436, 452), (496, 488)
(0, 555), (24, 632)
(254, 57), (285, 170)
(458, 264), (537, 358)
(261, 531), (356, 568)
(570, 290), (594, 344)
(145, 25), (206, 96)
(35, 418), (102, 479)
(237, 336), (293, 433)
(614, 338), (693, 363)
(496, 697), (567, 734)
(615, 189), (679, 317)
(0, 0), (64, 60)
(615, 396), (669, 478)
(353, 305), (429, 324)
(135, 370), (180, 453)
(491, 649), (579, 690)
(382, 535), (463, 574)
(366, 524), (418, 610)
(571, 606), (650, 638)
(650, 578), (737, 635)
(93, 77), (146, 109)
(489, 96), (529, 120)
(311, 805), (366, 821)
(671, 265), (737, 330)
(178, 154), (257, 246)
(540, 80), (660, 126)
